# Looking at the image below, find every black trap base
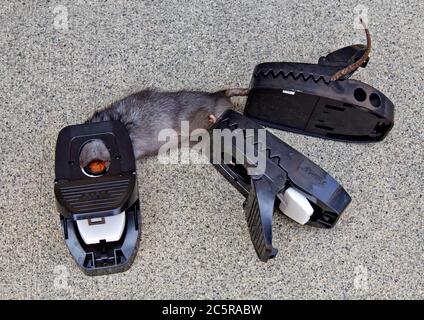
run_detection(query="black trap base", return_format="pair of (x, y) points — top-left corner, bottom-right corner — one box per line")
(54, 121), (141, 276)
(210, 110), (351, 262)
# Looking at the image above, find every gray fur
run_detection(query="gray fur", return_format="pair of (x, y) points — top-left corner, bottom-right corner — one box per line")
(79, 139), (111, 168)
(84, 89), (239, 160)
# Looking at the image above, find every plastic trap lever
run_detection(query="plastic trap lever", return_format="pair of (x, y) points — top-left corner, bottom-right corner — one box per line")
(210, 110), (351, 262)
(244, 170), (285, 262)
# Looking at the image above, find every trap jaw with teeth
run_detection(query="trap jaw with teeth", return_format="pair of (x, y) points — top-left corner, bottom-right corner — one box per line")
(54, 121), (141, 276)
(210, 110), (351, 262)
(244, 45), (394, 142)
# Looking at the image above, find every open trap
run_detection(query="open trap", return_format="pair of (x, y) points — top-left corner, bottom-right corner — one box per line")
(210, 110), (351, 262)
(54, 121), (141, 275)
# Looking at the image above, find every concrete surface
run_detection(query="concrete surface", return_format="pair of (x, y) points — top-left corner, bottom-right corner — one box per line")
(0, 0), (423, 299)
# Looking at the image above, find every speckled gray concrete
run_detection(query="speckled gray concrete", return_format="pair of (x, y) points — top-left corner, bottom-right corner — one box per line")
(0, 0), (423, 299)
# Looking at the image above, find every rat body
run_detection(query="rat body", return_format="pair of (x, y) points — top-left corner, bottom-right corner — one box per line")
(82, 88), (248, 163)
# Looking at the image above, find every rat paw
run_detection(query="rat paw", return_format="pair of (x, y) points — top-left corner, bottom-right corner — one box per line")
(208, 114), (217, 124)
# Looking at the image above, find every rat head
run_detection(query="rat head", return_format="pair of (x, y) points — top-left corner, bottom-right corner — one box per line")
(79, 139), (111, 175)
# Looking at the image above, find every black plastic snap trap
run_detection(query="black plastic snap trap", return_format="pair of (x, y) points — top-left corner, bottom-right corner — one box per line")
(244, 45), (394, 142)
(54, 121), (141, 275)
(210, 110), (351, 262)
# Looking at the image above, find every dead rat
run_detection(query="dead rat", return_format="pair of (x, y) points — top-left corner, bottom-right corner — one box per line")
(81, 88), (249, 165)
(80, 21), (371, 167)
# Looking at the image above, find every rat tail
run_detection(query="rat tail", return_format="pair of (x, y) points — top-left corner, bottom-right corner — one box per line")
(330, 18), (372, 81)
(221, 88), (250, 97)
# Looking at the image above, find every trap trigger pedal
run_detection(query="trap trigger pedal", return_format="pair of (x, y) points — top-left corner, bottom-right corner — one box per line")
(244, 45), (394, 142)
(54, 121), (141, 275)
(210, 110), (351, 262)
